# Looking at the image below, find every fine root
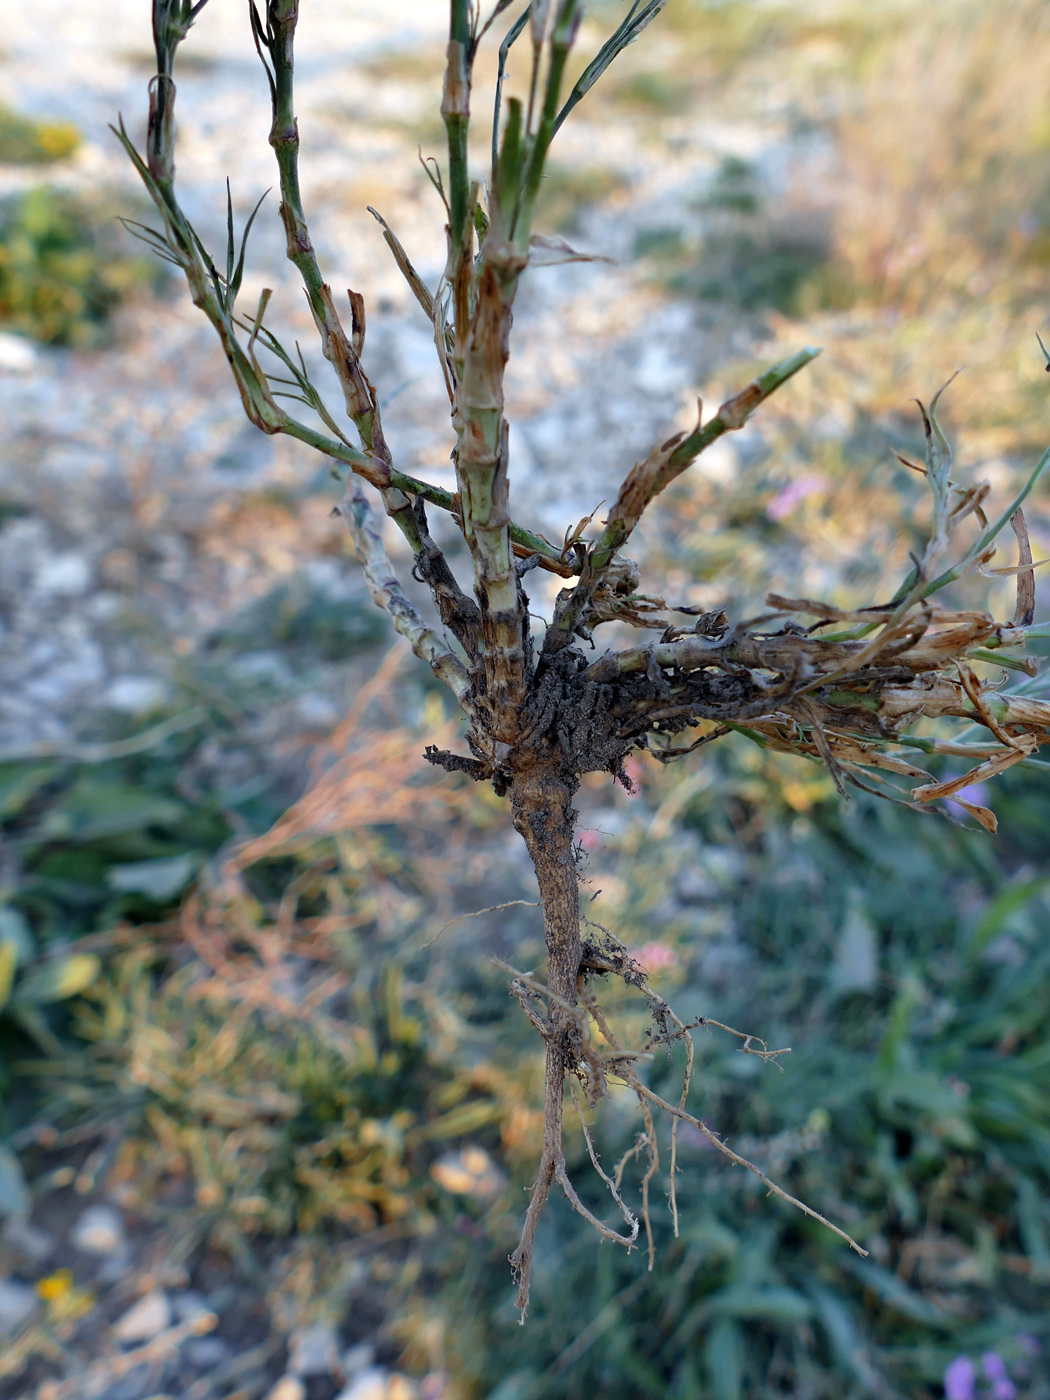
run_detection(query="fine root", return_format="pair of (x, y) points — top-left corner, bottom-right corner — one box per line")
(498, 945), (866, 1314)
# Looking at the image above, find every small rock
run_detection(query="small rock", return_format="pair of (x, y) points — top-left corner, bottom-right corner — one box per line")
(96, 1250), (134, 1286)
(287, 1321), (340, 1377)
(2, 1216), (55, 1261)
(171, 1289), (212, 1323)
(184, 1336), (231, 1369)
(71, 1204), (126, 1256)
(264, 1379), (306, 1400)
(112, 1289), (172, 1343)
(336, 1370), (390, 1400)
(104, 675), (169, 715)
(0, 333), (38, 373)
(35, 553), (92, 598)
(94, 1365), (151, 1400)
(0, 1278), (38, 1336)
(343, 1343), (376, 1376)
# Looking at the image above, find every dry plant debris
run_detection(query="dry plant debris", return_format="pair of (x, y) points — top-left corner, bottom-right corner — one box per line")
(116, 0), (1050, 1312)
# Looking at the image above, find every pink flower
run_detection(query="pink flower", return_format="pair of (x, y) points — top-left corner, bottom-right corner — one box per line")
(631, 941), (678, 971)
(944, 1356), (976, 1400)
(578, 828), (601, 851)
(766, 474), (828, 522)
(623, 756), (644, 789)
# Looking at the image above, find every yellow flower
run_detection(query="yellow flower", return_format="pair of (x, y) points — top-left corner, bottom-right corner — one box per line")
(36, 1269), (73, 1302)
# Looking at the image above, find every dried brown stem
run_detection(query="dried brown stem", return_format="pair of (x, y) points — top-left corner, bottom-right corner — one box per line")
(506, 765), (582, 1313)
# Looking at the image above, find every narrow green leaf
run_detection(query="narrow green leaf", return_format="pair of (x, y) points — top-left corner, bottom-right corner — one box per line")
(0, 908), (33, 965)
(0, 1146), (29, 1218)
(230, 189), (269, 303)
(705, 1317), (743, 1400)
(0, 942), (17, 1012)
(418, 1100), (502, 1140)
(554, 0), (668, 134)
(495, 97), (525, 222)
(845, 1259), (951, 1325)
(969, 874), (1050, 959)
(908, 441), (1050, 601)
(12, 954), (101, 1007)
(1017, 1175), (1050, 1279)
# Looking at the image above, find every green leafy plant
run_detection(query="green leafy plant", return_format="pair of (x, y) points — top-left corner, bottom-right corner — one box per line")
(0, 106), (80, 165)
(0, 903), (99, 1057)
(0, 186), (153, 345)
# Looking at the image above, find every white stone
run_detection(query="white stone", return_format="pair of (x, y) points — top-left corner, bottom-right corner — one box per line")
(287, 1321), (340, 1376)
(336, 1369), (391, 1400)
(35, 553), (92, 597)
(104, 675), (170, 714)
(71, 1204), (125, 1256)
(112, 1288), (172, 1343)
(0, 333), (38, 373)
(0, 1278), (38, 1336)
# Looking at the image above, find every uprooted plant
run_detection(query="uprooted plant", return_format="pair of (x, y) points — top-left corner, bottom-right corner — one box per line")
(118, 0), (1050, 1312)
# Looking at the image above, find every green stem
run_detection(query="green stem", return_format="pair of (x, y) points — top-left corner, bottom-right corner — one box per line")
(443, 0), (473, 262)
(514, 0), (580, 249)
(590, 346), (821, 572)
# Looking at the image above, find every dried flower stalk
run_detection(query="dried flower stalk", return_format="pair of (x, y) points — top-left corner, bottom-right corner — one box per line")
(119, 0), (1049, 1313)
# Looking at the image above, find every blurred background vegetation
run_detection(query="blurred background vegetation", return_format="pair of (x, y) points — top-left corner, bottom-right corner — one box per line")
(3, 0), (1050, 1396)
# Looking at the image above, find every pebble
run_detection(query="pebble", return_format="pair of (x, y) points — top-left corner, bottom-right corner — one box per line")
(336, 1371), (416, 1400)
(343, 1343), (377, 1375)
(287, 1321), (340, 1376)
(71, 1204), (126, 1256)
(264, 1379), (306, 1400)
(2, 1216), (55, 1261)
(0, 1278), (38, 1336)
(183, 1336), (231, 1369)
(171, 1289), (212, 1322)
(112, 1288), (172, 1343)
(336, 1370), (390, 1400)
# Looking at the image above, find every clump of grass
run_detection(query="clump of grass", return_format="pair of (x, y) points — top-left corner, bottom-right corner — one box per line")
(0, 106), (80, 165)
(18, 697), (537, 1341)
(0, 187), (154, 345)
(213, 572), (390, 663)
(827, 0), (1050, 311)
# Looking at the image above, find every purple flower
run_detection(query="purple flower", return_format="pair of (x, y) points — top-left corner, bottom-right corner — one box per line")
(944, 1356), (977, 1400)
(979, 1354), (1017, 1400)
(1017, 1333), (1041, 1358)
(982, 1353), (1008, 1382)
